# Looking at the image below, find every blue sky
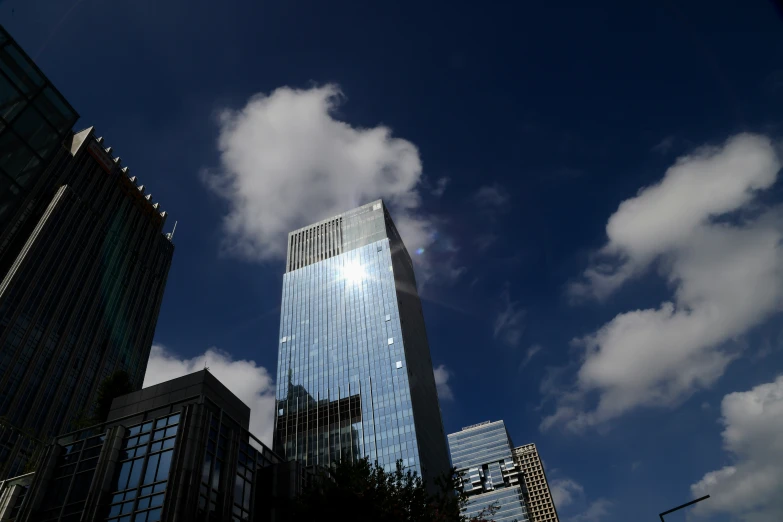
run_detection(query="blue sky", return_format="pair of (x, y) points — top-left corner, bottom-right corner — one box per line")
(4, 0), (783, 520)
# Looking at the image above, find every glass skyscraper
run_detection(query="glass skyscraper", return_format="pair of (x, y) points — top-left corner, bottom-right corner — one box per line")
(273, 200), (450, 486)
(448, 420), (530, 522)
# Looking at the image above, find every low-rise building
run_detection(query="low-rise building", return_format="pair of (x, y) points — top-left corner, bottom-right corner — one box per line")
(0, 370), (310, 522)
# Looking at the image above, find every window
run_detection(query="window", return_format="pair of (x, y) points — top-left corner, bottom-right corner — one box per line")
(396, 361), (403, 369)
(388, 337), (393, 345)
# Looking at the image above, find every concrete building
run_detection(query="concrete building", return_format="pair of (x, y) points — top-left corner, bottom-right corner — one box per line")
(0, 26), (174, 479)
(0, 371), (308, 522)
(513, 443), (560, 522)
(273, 200), (450, 487)
(447, 420), (529, 522)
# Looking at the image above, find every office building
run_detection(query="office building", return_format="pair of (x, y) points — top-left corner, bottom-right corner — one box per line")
(0, 124), (174, 478)
(0, 370), (308, 522)
(273, 200), (450, 487)
(0, 25), (174, 478)
(513, 443), (559, 522)
(448, 420), (529, 522)
(0, 25), (79, 272)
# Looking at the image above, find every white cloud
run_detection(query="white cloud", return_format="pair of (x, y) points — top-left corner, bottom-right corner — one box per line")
(566, 499), (612, 522)
(144, 345), (276, 444)
(433, 364), (454, 401)
(474, 183), (509, 208)
(549, 477), (611, 522)
(551, 478), (584, 508)
(544, 134), (783, 431)
(691, 375), (783, 522)
(431, 176), (450, 197)
(570, 134), (780, 301)
(520, 344), (543, 370)
(204, 84), (451, 280)
(494, 285), (525, 347)
(652, 136), (675, 154)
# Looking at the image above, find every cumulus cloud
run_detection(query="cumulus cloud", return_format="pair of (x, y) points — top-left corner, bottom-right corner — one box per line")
(570, 134), (781, 301)
(433, 364), (454, 401)
(494, 285), (526, 347)
(204, 84), (455, 282)
(551, 478), (584, 508)
(144, 345), (276, 444)
(544, 134), (783, 431)
(691, 376), (783, 522)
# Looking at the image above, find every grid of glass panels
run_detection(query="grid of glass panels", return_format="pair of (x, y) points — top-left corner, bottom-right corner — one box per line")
(448, 421), (515, 471)
(36, 433), (105, 522)
(197, 411), (232, 519)
(197, 408), (281, 522)
(464, 487), (529, 522)
(448, 421), (528, 521)
(103, 412), (179, 522)
(276, 236), (419, 475)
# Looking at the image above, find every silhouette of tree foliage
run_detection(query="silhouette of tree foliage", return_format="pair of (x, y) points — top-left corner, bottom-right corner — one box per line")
(72, 370), (134, 429)
(290, 457), (501, 522)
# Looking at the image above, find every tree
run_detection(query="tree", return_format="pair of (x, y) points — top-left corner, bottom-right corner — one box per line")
(289, 457), (500, 522)
(72, 370), (134, 429)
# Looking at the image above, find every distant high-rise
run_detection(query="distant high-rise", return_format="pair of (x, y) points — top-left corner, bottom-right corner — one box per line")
(0, 124), (174, 478)
(273, 200), (450, 486)
(448, 420), (530, 522)
(513, 443), (560, 522)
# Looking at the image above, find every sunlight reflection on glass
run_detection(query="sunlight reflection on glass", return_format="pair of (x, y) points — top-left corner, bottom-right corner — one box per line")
(341, 261), (366, 284)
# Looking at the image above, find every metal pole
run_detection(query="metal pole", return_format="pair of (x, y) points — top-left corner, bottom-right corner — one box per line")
(659, 495), (710, 521)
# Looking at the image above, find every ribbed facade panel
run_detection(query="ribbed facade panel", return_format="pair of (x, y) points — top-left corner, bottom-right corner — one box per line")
(0, 128), (173, 479)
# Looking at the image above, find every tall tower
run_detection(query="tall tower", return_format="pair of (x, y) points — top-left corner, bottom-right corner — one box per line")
(447, 420), (530, 521)
(0, 25), (79, 273)
(513, 443), (560, 522)
(273, 200), (450, 486)
(0, 126), (174, 478)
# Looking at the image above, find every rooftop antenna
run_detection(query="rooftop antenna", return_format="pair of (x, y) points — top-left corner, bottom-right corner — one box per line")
(166, 221), (178, 241)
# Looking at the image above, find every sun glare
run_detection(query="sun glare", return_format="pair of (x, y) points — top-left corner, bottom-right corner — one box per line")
(341, 261), (366, 284)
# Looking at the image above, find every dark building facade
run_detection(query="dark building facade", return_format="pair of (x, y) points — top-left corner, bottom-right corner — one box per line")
(448, 420), (529, 522)
(0, 125), (174, 477)
(0, 371), (307, 522)
(0, 25), (174, 479)
(273, 200), (450, 487)
(0, 25), (79, 271)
